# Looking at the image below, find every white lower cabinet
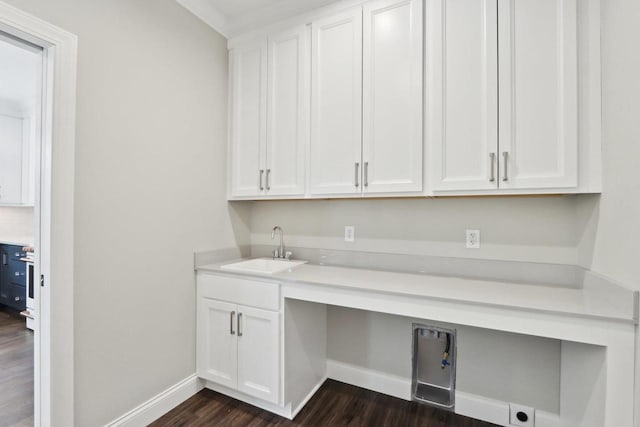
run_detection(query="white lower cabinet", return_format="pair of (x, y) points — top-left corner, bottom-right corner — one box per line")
(236, 306), (280, 403)
(197, 275), (280, 405)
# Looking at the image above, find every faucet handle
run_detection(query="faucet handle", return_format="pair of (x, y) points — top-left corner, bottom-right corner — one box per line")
(284, 251), (293, 260)
(273, 249), (280, 259)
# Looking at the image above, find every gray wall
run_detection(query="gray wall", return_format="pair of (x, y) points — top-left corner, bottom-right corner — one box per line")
(576, 0), (640, 289)
(2, 0), (250, 425)
(250, 196), (581, 264)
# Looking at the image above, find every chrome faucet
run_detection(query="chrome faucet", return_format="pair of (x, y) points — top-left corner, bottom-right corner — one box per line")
(271, 226), (292, 260)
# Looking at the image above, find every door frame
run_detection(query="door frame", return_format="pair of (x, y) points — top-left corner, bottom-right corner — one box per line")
(0, 2), (77, 426)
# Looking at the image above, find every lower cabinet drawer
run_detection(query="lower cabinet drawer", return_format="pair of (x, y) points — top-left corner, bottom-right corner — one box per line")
(8, 284), (26, 309)
(197, 273), (279, 311)
(8, 259), (26, 286)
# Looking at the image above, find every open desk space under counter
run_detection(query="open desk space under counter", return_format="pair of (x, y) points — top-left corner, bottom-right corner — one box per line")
(194, 250), (637, 427)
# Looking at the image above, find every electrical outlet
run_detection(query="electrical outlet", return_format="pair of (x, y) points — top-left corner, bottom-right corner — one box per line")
(466, 229), (480, 249)
(510, 403), (535, 427)
(344, 226), (355, 243)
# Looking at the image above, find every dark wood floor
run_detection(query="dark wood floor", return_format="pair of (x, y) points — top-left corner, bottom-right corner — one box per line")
(0, 309), (33, 427)
(152, 379), (498, 427)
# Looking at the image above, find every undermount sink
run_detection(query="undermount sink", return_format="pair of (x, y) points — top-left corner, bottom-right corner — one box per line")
(220, 258), (307, 275)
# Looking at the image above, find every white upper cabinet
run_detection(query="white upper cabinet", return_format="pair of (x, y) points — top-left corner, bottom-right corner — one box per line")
(266, 26), (309, 197)
(227, 0), (600, 199)
(427, 0), (498, 192)
(309, 8), (363, 195)
(229, 27), (309, 198)
(0, 115), (25, 205)
(428, 0), (590, 194)
(362, 0), (423, 194)
(498, 0), (578, 190)
(229, 41), (268, 198)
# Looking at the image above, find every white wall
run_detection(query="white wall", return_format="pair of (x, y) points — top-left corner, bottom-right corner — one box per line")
(2, 0), (250, 425)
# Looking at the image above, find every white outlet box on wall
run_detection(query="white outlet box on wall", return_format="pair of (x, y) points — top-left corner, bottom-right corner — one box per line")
(466, 229), (480, 249)
(344, 226), (355, 243)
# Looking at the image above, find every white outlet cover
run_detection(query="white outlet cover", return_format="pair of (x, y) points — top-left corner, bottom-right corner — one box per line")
(466, 229), (480, 249)
(344, 226), (355, 243)
(510, 403), (535, 426)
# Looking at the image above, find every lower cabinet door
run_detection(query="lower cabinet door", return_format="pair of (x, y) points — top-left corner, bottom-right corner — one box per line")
(236, 305), (280, 404)
(197, 298), (238, 389)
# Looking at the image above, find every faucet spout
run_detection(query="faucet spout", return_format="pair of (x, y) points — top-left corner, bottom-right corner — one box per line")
(271, 226), (286, 259)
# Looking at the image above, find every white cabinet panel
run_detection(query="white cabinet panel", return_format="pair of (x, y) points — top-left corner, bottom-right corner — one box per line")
(266, 26), (309, 196)
(498, 0), (578, 189)
(230, 41), (268, 197)
(310, 8), (363, 195)
(427, 0), (498, 191)
(237, 306), (280, 404)
(197, 298), (238, 389)
(363, 0), (423, 194)
(0, 115), (24, 204)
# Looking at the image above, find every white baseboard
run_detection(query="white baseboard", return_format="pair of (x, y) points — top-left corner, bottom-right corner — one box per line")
(106, 374), (203, 427)
(203, 380), (294, 418)
(456, 391), (562, 427)
(327, 360), (562, 427)
(326, 359), (412, 400)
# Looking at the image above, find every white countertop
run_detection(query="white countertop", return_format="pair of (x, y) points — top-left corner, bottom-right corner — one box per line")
(0, 238), (33, 247)
(198, 259), (638, 324)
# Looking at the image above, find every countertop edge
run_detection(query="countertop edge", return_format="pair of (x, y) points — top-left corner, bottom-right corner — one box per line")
(196, 260), (638, 325)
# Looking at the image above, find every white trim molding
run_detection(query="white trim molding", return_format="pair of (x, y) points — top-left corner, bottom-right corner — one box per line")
(176, 0), (229, 37)
(106, 375), (204, 427)
(0, 2), (77, 426)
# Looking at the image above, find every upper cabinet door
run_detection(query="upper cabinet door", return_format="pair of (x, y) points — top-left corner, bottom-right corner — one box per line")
(310, 8), (363, 195)
(0, 115), (24, 204)
(427, 0), (499, 192)
(266, 26), (309, 197)
(497, 0), (578, 189)
(362, 0), (423, 194)
(229, 41), (268, 198)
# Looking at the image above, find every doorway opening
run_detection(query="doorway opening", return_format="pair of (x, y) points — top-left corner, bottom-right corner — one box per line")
(0, 3), (77, 425)
(0, 30), (43, 427)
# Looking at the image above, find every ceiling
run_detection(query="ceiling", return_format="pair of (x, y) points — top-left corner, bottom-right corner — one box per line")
(0, 35), (41, 115)
(177, 0), (343, 38)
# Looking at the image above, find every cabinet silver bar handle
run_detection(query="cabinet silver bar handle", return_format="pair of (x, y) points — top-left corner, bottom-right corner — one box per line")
(489, 153), (496, 182)
(266, 169), (271, 191)
(230, 311), (235, 335)
(237, 313), (243, 337)
(502, 152), (509, 182)
(259, 170), (264, 191)
(364, 162), (369, 187)
(355, 162), (360, 188)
